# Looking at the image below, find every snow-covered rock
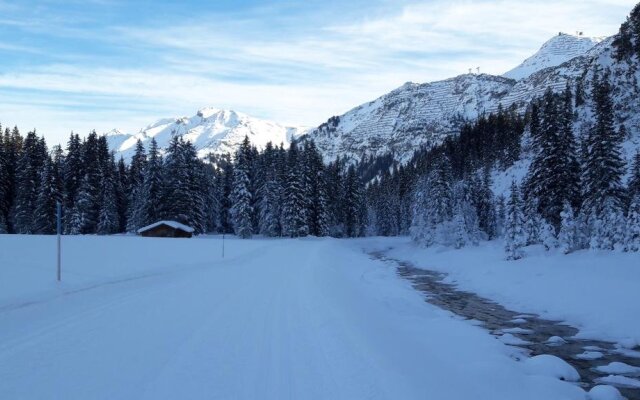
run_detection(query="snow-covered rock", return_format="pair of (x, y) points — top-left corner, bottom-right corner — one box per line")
(587, 385), (625, 400)
(504, 33), (604, 81)
(106, 108), (309, 160)
(523, 354), (580, 382)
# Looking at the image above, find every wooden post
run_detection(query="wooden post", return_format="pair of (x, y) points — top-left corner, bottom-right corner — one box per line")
(57, 201), (61, 282)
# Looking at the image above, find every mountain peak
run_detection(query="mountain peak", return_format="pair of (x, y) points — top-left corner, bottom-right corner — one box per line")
(106, 108), (309, 160)
(504, 32), (604, 81)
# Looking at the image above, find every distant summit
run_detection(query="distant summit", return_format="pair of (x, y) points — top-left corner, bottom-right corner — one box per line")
(503, 32), (604, 80)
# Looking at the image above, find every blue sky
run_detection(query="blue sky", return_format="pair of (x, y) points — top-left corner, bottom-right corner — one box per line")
(0, 0), (635, 145)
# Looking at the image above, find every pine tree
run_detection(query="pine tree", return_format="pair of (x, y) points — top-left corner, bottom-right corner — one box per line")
(540, 220), (557, 251)
(410, 155), (453, 246)
(97, 157), (119, 235)
(559, 202), (577, 254)
(139, 138), (163, 227)
(524, 87), (580, 232)
(582, 70), (626, 249)
(230, 146), (253, 239)
(13, 131), (47, 233)
(69, 174), (96, 235)
(0, 128), (8, 233)
(63, 133), (83, 233)
(115, 157), (128, 232)
(505, 181), (525, 260)
(342, 165), (367, 238)
(626, 194), (640, 252)
(281, 143), (308, 237)
(126, 139), (147, 232)
(33, 156), (58, 234)
(303, 141), (330, 236)
(629, 151), (640, 202)
(495, 194), (506, 238)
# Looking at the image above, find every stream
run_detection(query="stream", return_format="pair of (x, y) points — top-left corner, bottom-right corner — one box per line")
(370, 251), (640, 399)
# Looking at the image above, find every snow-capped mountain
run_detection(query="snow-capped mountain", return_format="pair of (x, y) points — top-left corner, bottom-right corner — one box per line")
(306, 74), (514, 164)
(304, 32), (640, 166)
(503, 33), (604, 81)
(107, 108), (309, 160)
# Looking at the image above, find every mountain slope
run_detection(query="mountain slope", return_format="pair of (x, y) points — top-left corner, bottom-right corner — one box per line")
(307, 74), (514, 164)
(107, 108), (309, 160)
(503, 33), (604, 81)
(305, 33), (640, 166)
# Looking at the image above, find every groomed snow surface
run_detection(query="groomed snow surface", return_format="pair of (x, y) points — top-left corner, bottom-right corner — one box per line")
(0, 235), (631, 399)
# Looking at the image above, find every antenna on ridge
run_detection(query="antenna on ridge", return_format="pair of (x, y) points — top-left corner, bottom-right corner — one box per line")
(476, 67), (480, 74)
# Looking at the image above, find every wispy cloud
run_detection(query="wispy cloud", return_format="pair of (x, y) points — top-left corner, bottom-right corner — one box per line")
(0, 0), (635, 144)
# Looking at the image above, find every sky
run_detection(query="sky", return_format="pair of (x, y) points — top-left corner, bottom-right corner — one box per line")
(0, 0), (636, 145)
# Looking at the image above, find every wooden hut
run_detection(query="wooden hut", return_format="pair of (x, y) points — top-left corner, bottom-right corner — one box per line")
(136, 221), (195, 238)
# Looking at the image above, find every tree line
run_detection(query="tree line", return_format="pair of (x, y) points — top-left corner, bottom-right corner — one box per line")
(0, 129), (367, 238)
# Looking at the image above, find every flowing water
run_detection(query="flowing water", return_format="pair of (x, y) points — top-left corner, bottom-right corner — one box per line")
(370, 251), (640, 399)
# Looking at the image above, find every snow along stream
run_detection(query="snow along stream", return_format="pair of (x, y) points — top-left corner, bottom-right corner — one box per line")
(370, 250), (640, 400)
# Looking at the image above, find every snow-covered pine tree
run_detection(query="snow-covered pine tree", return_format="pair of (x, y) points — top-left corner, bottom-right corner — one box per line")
(77, 131), (102, 234)
(505, 181), (526, 260)
(69, 173), (96, 234)
(495, 194), (506, 238)
(626, 194), (640, 252)
(33, 156), (58, 234)
(257, 143), (282, 237)
(303, 141), (329, 237)
(126, 139), (147, 232)
(629, 151), (640, 202)
(97, 157), (119, 235)
(470, 169), (496, 239)
(324, 157), (345, 236)
(582, 69), (627, 250)
(12, 131), (47, 234)
(540, 220), (558, 251)
(281, 143), (308, 237)
(230, 145), (253, 239)
(344, 165), (367, 238)
(559, 202), (577, 254)
(410, 155), (453, 246)
(523, 196), (542, 245)
(139, 138), (163, 227)
(115, 157), (129, 233)
(524, 87), (581, 232)
(0, 129), (8, 233)
(63, 133), (83, 233)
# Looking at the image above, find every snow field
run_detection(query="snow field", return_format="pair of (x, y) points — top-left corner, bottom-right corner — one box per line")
(0, 235), (590, 399)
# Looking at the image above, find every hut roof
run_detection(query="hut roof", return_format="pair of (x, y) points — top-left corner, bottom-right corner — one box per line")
(136, 220), (195, 234)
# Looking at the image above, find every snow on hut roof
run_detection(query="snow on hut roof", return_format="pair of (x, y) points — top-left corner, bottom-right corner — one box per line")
(136, 220), (195, 234)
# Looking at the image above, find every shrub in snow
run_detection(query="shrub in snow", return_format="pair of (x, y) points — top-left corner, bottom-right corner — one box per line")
(626, 194), (640, 252)
(505, 181), (526, 260)
(559, 202), (577, 254)
(540, 220), (558, 251)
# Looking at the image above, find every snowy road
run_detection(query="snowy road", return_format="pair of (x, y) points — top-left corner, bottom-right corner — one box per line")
(0, 237), (585, 399)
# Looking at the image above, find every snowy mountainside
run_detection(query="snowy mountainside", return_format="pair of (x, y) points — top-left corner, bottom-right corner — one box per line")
(503, 33), (604, 81)
(305, 33), (640, 166)
(306, 74), (514, 164)
(107, 108), (309, 160)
